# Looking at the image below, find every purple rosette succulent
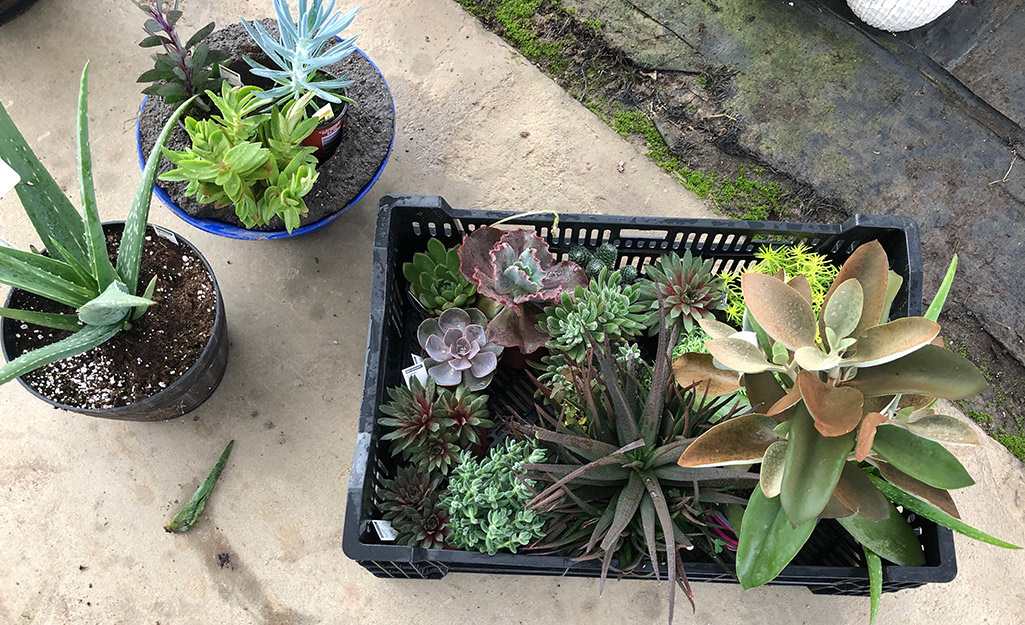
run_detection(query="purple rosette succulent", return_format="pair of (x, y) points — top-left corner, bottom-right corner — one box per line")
(418, 308), (504, 391)
(458, 226), (587, 354)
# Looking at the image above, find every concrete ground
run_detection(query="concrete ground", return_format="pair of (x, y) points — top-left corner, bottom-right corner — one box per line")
(0, 1), (1022, 623)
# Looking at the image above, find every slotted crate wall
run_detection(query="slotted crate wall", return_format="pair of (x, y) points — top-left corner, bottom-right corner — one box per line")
(344, 194), (952, 595)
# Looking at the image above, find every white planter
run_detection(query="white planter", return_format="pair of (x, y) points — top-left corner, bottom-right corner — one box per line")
(847, 0), (958, 32)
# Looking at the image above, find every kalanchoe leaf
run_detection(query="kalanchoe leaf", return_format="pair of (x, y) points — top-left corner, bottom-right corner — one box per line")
(842, 317), (940, 367)
(797, 370), (865, 437)
(855, 411), (888, 462)
(672, 352), (741, 397)
(873, 460), (961, 519)
(903, 410), (979, 445)
(832, 461), (890, 522)
(780, 404), (854, 527)
(870, 424), (975, 490)
(742, 272), (817, 351)
(677, 414), (781, 468)
(837, 503), (925, 567)
(822, 278), (864, 343)
(759, 441), (788, 499)
(735, 486), (817, 590)
(819, 240), (890, 340)
(705, 337), (783, 374)
(843, 344), (987, 399)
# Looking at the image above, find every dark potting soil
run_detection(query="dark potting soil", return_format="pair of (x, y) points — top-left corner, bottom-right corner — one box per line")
(5, 227), (217, 409)
(138, 20), (394, 232)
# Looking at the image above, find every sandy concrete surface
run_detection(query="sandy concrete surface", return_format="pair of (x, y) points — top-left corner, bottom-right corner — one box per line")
(0, 1), (1022, 624)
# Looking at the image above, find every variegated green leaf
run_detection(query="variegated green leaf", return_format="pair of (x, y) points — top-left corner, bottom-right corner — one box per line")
(0, 323), (120, 385)
(0, 247), (95, 308)
(131, 276), (158, 321)
(78, 281), (153, 326)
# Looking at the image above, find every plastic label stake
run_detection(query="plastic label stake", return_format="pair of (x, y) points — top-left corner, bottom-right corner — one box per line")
(0, 158), (20, 200)
(402, 355), (428, 389)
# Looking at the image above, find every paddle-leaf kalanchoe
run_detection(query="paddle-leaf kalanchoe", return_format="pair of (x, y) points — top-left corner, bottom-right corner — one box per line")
(240, 0), (359, 105)
(0, 65), (193, 386)
(675, 242), (1018, 599)
(132, 1), (228, 112)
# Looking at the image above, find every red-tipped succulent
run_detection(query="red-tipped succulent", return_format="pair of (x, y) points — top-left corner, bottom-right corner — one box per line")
(459, 226), (587, 354)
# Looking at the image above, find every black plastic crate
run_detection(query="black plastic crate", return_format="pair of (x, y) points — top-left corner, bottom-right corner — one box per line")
(344, 194), (955, 595)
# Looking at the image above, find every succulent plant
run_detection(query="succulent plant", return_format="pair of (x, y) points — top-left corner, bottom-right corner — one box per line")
(675, 241), (1019, 599)
(568, 243), (638, 284)
(459, 226), (587, 354)
(436, 384), (492, 446)
(720, 243), (839, 324)
(0, 66), (192, 386)
(240, 0), (359, 105)
(378, 378), (454, 458)
(408, 430), (461, 475)
(403, 238), (478, 316)
(132, 1), (229, 112)
(418, 307), (504, 391)
(441, 439), (548, 555)
(638, 250), (725, 334)
(380, 466), (451, 549)
(160, 84), (319, 232)
(521, 308), (758, 624)
(539, 267), (647, 362)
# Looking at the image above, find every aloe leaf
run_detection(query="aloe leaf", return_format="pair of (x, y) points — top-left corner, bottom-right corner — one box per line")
(76, 65), (119, 290)
(0, 307), (82, 332)
(864, 547), (882, 625)
(0, 247), (95, 308)
(46, 237), (98, 292)
(78, 281), (154, 326)
(924, 254), (957, 322)
(871, 425), (974, 490)
(838, 503), (926, 566)
(639, 493), (660, 582)
(131, 276), (158, 321)
(0, 93), (90, 271)
(118, 95), (196, 293)
(736, 486), (817, 589)
(0, 323), (120, 385)
(165, 440), (235, 533)
(867, 474), (1020, 549)
(780, 404), (854, 527)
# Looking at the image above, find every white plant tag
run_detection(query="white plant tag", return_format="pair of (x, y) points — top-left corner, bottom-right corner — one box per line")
(0, 158), (20, 200)
(372, 519), (399, 542)
(152, 225), (179, 246)
(402, 356), (428, 389)
(220, 66), (244, 88)
(313, 103), (334, 121)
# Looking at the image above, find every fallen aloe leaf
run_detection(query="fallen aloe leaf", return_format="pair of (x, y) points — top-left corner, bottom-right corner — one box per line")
(165, 440), (235, 533)
(867, 474), (1021, 550)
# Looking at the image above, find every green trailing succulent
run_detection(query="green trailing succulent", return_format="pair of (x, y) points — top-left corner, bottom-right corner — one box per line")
(132, 1), (228, 112)
(241, 0), (359, 106)
(403, 238), (478, 316)
(720, 243), (839, 324)
(378, 377), (492, 474)
(638, 249), (725, 334)
(441, 439), (547, 555)
(522, 309), (757, 624)
(379, 466), (451, 549)
(0, 65), (192, 386)
(539, 267), (646, 362)
(160, 84), (319, 232)
(676, 242), (1019, 620)
(568, 243), (638, 284)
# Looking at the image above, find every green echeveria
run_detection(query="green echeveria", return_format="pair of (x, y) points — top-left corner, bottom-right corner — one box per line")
(540, 268), (647, 362)
(638, 249), (725, 334)
(403, 238), (478, 316)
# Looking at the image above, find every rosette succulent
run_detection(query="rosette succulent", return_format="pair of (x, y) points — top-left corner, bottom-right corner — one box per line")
(378, 378), (453, 459)
(675, 242), (1019, 608)
(403, 238), (478, 316)
(380, 466), (451, 549)
(459, 226), (587, 354)
(638, 250), (725, 334)
(418, 308), (503, 391)
(436, 385), (492, 446)
(540, 268), (647, 362)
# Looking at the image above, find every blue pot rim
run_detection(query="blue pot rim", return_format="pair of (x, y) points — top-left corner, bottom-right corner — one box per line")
(135, 45), (395, 241)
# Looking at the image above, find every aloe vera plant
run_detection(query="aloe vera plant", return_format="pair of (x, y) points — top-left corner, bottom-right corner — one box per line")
(240, 0), (359, 105)
(0, 65), (193, 387)
(674, 242), (1019, 612)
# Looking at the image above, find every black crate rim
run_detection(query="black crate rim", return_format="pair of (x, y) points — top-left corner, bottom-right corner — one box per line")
(345, 194), (955, 593)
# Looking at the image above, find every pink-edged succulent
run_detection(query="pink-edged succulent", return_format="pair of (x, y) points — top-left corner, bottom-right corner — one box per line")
(458, 226), (587, 354)
(418, 307), (504, 391)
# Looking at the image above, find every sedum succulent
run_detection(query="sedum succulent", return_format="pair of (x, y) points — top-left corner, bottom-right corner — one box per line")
(159, 84), (320, 232)
(720, 243), (839, 324)
(403, 238), (478, 316)
(539, 267), (647, 362)
(675, 241), (1018, 599)
(441, 439), (548, 555)
(638, 250), (725, 334)
(459, 226), (587, 354)
(418, 307), (504, 391)
(521, 309), (757, 624)
(240, 0), (359, 105)
(0, 66), (192, 386)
